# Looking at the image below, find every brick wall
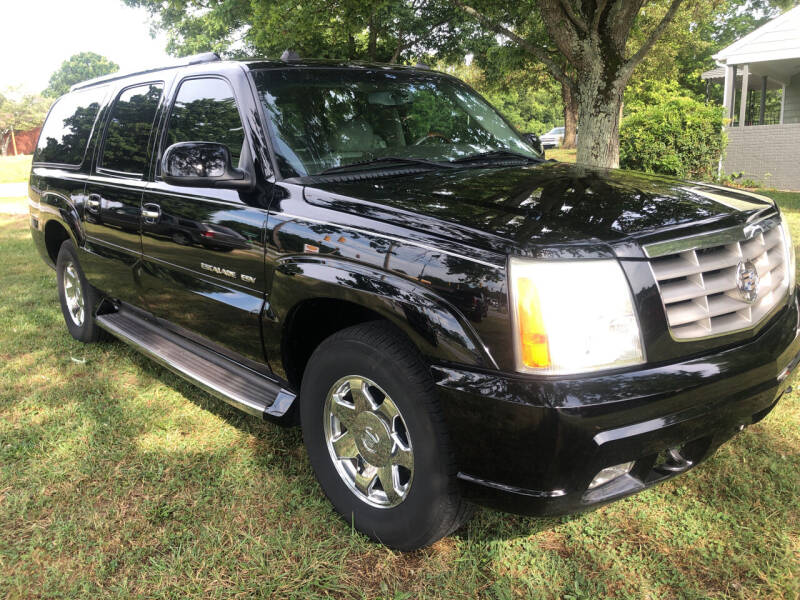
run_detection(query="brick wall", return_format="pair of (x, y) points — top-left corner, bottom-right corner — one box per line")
(0, 127), (42, 156)
(722, 123), (800, 190)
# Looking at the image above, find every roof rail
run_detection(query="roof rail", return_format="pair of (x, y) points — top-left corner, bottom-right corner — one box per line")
(69, 52), (221, 93)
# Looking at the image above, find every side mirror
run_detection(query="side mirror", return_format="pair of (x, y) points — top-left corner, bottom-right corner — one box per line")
(522, 133), (543, 154)
(161, 142), (252, 189)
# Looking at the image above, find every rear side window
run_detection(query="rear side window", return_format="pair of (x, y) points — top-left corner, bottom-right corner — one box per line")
(100, 83), (164, 175)
(164, 78), (245, 166)
(34, 87), (106, 166)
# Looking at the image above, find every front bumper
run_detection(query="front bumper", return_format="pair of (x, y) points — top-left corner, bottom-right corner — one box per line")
(432, 291), (800, 516)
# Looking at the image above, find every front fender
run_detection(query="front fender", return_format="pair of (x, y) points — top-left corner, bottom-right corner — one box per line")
(264, 255), (496, 374)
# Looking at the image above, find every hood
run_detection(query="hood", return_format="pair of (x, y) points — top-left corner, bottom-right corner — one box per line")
(303, 162), (776, 257)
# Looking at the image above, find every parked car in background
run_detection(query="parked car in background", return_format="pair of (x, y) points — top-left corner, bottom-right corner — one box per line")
(539, 126), (565, 149)
(28, 53), (800, 551)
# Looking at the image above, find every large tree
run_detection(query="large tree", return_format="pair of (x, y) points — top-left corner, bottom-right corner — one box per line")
(44, 52), (119, 98)
(453, 1), (692, 168)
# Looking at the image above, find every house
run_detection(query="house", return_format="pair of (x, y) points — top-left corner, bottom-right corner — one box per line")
(0, 126), (41, 156)
(702, 6), (800, 190)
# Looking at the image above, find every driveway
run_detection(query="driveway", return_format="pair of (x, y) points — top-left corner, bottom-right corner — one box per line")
(0, 182), (27, 198)
(0, 181), (29, 214)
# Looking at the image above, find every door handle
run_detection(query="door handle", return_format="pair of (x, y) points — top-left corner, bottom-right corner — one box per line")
(86, 194), (101, 213)
(142, 203), (161, 223)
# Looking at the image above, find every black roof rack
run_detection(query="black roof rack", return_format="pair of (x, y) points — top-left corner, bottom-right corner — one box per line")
(69, 52), (221, 93)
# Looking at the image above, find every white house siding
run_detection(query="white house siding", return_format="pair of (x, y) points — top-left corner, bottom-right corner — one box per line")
(722, 123), (800, 190)
(715, 7), (800, 65)
(782, 74), (800, 123)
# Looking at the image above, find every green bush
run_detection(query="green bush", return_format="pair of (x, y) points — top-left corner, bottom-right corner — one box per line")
(620, 96), (726, 180)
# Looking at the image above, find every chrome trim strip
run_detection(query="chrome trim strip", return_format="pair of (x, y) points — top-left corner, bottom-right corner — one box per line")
(644, 215), (782, 258)
(457, 472), (567, 498)
(85, 235), (140, 256)
(143, 253), (260, 293)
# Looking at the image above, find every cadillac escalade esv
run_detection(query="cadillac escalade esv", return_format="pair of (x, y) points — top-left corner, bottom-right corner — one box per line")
(28, 52), (800, 550)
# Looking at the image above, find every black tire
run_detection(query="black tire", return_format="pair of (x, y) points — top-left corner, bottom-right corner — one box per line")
(56, 240), (105, 343)
(300, 321), (472, 550)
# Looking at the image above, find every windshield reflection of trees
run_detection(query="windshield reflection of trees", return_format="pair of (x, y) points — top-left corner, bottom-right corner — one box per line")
(254, 69), (532, 177)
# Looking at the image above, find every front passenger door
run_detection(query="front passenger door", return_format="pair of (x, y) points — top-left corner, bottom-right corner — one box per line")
(139, 75), (270, 364)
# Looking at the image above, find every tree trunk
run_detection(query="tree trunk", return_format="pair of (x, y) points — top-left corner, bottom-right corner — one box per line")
(390, 38), (404, 63)
(10, 129), (17, 156)
(575, 70), (624, 168)
(455, 0), (685, 170)
(367, 15), (377, 61)
(561, 83), (578, 149)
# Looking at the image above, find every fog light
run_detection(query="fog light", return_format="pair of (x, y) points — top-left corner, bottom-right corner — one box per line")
(588, 462), (635, 489)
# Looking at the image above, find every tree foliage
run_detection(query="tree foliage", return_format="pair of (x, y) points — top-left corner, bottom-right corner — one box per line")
(0, 89), (51, 155)
(43, 52), (119, 98)
(121, 0), (799, 176)
(0, 89), (51, 136)
(123, 0), (470, 63)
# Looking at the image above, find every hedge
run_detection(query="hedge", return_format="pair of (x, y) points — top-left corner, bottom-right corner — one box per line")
(619, 96), (726, 180)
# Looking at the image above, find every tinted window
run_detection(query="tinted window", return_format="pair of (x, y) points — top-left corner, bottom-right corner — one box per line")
(101, 83), (163, 175)
(34, 87), (106, 165)
(252, 69), (537, 178)
(165, 78), (245, 166)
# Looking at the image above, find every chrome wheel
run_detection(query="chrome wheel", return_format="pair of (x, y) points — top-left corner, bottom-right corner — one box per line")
(63, 261), (85, 327)
(323, 375), (414, 508)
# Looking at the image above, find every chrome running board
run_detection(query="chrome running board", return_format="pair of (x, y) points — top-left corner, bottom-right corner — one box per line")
(97, 309), (295, 420)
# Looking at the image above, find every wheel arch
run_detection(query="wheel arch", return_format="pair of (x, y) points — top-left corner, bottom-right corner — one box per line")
(39, 191), (84, 266)
(266, 256), (495, 388)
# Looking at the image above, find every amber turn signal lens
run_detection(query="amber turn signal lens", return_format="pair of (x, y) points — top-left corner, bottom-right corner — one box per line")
(516, 278), (550, 368)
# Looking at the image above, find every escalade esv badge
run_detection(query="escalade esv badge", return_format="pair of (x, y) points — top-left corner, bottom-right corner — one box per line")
(737, 260), (760, 303)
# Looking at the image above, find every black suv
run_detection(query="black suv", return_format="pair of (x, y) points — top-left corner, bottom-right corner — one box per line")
(29, 53), (800, 550)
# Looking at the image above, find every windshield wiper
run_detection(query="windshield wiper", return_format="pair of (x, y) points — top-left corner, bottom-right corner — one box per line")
(451, 150), (542, 164)
(320, 156), (455, 175)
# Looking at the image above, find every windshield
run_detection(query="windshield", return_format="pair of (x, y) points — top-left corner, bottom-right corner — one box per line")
(251, 68), (540, 178)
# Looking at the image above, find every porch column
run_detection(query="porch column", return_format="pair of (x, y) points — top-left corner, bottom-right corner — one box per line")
(723, 65), (737, 122)
(759, 76), (767, 125)
(780, 84), (786, 124)
(738, 64), (749, 127)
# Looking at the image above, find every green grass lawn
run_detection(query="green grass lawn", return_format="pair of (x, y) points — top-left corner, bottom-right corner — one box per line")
(0, 155), (32, 184)
(544, 147), (577, 162)
(1, 189), (800, 598)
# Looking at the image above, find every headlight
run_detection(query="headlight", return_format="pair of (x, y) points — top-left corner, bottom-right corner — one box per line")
(508, 258), (644, 374)
(779, 215), (796, 292)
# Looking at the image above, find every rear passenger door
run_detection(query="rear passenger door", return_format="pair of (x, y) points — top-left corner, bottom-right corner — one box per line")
(139, 74), (270, 364)
(82, 81), (165, 303)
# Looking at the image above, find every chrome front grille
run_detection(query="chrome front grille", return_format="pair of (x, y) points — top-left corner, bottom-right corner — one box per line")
(646, 217), (788, 340)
